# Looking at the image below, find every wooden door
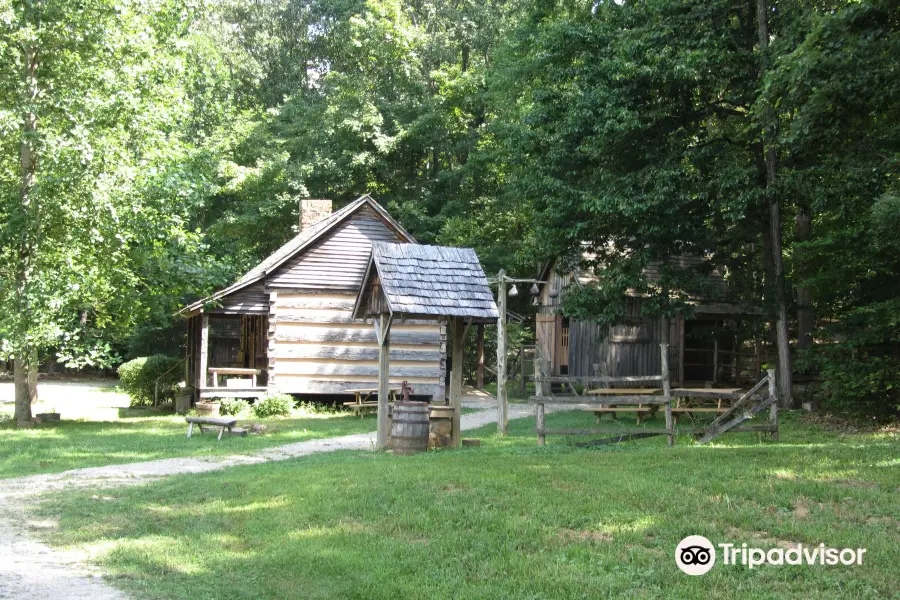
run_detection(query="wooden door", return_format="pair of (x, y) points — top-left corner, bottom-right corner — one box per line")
(536, 314), (557, 376)
(556, 316), (569, 375)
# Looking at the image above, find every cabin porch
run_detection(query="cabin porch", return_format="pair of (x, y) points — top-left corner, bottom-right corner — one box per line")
(185, 313), (269, 401)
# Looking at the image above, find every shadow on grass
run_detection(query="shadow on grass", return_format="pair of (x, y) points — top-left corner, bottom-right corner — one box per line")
(0, 412), (378, 479)
(38, 417), (900, 600)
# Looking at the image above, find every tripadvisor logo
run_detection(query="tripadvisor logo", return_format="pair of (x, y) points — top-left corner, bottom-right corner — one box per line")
(675, 536), (867, 575)
(676, 536), (716, 575)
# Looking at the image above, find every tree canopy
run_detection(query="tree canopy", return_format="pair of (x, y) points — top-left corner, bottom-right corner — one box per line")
(1, 0), (898, 420)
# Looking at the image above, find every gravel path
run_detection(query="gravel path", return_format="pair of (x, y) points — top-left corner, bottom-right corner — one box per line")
(0, 399), (537, 600)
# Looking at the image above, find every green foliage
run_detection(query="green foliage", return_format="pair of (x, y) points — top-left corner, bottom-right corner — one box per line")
(801, 345), (900, 423)
(295, 400), (341, 416)
(117, 355), (181, 407)
(252, 393), (294, 418)
(219, 398), (251, 417)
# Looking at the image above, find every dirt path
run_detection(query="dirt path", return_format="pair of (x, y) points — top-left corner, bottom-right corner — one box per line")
(0, 399), (538, 600)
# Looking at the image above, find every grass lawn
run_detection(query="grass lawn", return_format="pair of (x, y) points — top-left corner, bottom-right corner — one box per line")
(35, 410), (899, 599)
(0, 380), (381, 479)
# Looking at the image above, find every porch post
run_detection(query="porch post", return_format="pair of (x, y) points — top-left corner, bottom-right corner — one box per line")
(496, 270), (509, 435)
(476, 323), (485, 389)
(376, 314), (392, 450)
(449, 316), (465, 448)
(199, 313), (209, 390)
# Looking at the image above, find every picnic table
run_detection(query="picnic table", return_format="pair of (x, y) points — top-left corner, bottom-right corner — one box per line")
(584, 388), (663, 424)
(342, 387), (400, 417)
(208, 367), (261, 388)
(670, 387), (742, 423)
(185, 416), (246, 440)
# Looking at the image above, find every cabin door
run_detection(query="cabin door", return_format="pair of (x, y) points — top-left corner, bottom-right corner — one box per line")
(535, 314), (557, 377)
(556, 316), (569, 375)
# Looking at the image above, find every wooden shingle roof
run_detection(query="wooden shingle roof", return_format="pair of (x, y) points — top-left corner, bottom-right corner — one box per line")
(355, 242), (499, 322)
(181, 195), (413, 315)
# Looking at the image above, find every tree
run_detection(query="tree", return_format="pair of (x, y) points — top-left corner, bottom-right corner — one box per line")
(0, 0), (229, 422)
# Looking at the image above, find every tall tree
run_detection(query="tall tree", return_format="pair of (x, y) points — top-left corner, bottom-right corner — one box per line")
(756, 0), (793, 406)
(0, 0), (229, 422)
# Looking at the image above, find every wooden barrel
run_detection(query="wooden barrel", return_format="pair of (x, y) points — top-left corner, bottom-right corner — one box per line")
(390, 401), (430, 455)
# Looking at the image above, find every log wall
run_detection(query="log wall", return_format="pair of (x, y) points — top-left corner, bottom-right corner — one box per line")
(268, 292), (444, 398)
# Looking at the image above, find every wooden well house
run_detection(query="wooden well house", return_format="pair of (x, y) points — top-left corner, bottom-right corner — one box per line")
(181, 196), (446, 401)
(353, 242), (499, 449)
(537, 254), (763, 387)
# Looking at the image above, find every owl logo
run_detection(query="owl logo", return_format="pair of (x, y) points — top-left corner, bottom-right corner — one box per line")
(676, 536), (716, 575)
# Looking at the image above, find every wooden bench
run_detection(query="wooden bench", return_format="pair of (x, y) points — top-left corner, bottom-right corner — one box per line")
(670, 388), (741, 424)
(185, 416), (245, 440)
(208, 367), (261, 388)
(584, 388), (662, 424)
(343, 387), (400, 417)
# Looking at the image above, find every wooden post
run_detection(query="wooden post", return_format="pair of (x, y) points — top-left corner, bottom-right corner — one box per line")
(755, 338), (763, 380)
(712, 337), (719, 385)
(534, 346), (547, 446)
(376, 314), (392, 450)
(536, 401), (545, 446)
(661, 343), (673, 446)
(449, 317), (465, 448)
(199, 313), (209, 390)
(496, 270), (508, 435)
(518, 347), (525, 396)
(768, 368), (778, 441)
(476, 323), (485, 389)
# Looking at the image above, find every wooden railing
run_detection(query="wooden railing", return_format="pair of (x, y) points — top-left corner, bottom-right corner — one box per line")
(529, 345), (779, 446)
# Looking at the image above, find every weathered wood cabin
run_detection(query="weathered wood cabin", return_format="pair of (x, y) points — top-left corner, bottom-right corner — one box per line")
(536, 255), (762, 386)
(182, 196), (445, 401)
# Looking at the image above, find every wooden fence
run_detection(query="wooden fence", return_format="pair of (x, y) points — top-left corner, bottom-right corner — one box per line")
(529, 343), (779, 446)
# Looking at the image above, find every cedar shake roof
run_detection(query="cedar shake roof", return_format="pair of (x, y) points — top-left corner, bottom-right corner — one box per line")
(354, 242), (499, 322)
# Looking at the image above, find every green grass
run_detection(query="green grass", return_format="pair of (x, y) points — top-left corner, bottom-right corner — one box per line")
(36, 411), (900, 599)
(0, 411), (379, 479)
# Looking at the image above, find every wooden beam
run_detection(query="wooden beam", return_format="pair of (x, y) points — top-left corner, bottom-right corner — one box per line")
(661, 343), (673, 446)
(476, 323), (485, 389)
(449, 316), (465, 448)
(496, 269), (508, 435)
(768, 367), (778, 441)
(527, 395), (669, 405)
(538, 427), (673, 436)
(712, 337), (719, 384)
(376, 313), (392, 450)
(199, 313), (209, 389)
(534, 354), (545, 446)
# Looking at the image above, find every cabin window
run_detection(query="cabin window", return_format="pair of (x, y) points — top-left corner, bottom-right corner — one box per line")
(561, 317), (570, 348)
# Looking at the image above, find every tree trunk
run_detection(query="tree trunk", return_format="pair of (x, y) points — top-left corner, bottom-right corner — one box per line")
(14, 32), (39, 425)
(28, 352), (38, 404)
(795, 206), (813, 350)
(13, 355), (33, 424)
(757, 0), (793, 408)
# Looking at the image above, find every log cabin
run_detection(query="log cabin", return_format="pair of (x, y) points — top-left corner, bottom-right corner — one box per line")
(536, 254), (763, 387)
(181, 196), (445, 402)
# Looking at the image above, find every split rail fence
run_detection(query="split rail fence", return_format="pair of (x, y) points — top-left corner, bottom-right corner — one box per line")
(529, 343), (779, 446)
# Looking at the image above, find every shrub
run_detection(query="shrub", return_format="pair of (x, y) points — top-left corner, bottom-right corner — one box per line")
(253, 393), (294, 418)
(118, 355), (181, 407)
(800, 344), (900, 422)
(219, 397), (250, 417)
(296, 399), (341, 415)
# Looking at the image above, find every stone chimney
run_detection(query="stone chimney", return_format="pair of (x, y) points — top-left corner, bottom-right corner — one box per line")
(299, 199), (332, 231)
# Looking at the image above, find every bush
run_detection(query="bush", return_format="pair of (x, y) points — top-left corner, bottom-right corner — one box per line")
(800, 345), (900, 422)
(118, 355), (181, 407)
(296, 400), (341, 415)
(253, 393), (294, 418)
(219, 397), (250, 417)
